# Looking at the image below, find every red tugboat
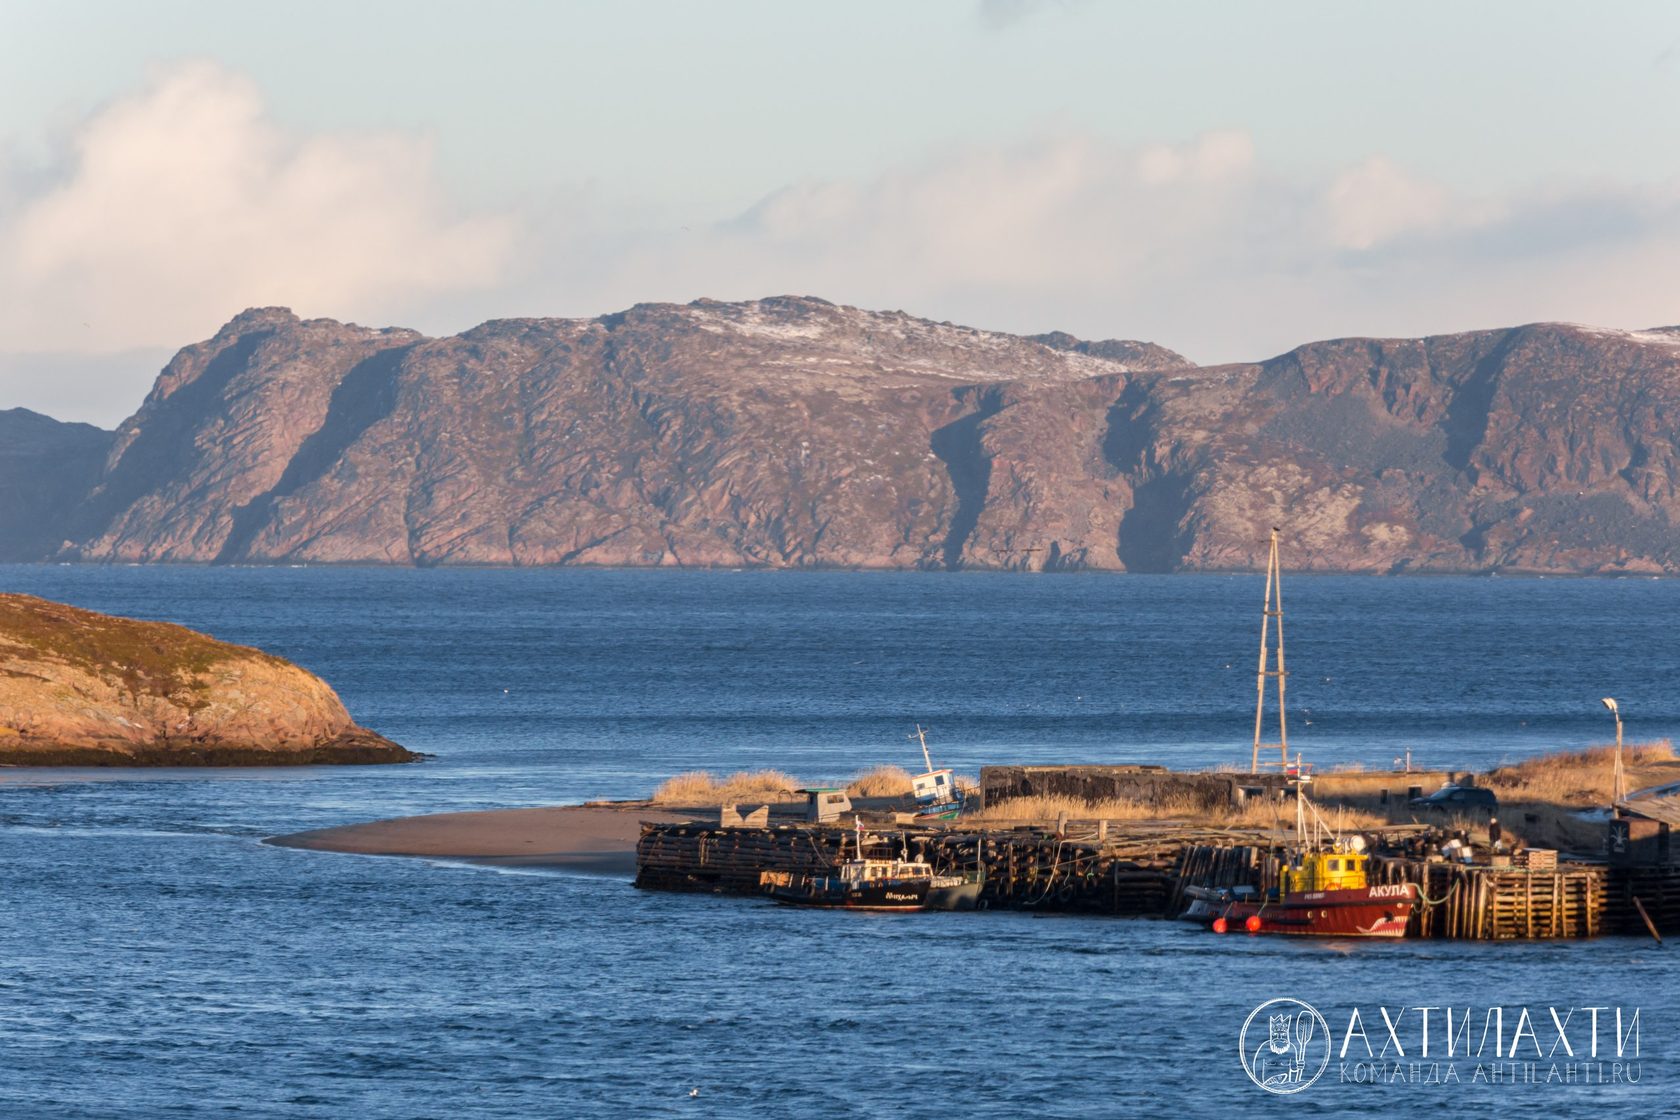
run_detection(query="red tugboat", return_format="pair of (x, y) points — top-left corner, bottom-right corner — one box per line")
(1183, 763), (1417, 938)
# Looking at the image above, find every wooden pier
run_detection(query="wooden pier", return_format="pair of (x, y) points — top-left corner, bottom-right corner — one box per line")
(636, 821), (1237, 916)
(635, 820), (1680, 939)
(1367, 856), (1607, 939)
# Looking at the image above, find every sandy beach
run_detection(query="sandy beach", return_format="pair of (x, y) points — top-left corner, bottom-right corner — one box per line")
(268, 804), (698, 875)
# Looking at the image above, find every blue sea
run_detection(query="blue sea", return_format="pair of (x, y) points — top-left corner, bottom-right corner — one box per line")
(0, 566), (1672, 1118)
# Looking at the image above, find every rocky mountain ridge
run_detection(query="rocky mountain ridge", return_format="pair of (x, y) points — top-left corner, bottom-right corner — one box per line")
(7, 295), (1680, 574)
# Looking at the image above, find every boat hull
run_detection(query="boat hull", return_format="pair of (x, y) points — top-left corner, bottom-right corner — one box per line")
(766, 877), (931, 911)
(925, 880), (984, 911)
(1197, 883), (1417, 938)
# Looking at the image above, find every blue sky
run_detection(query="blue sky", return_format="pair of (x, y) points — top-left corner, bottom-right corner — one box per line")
(4, 1), (1680, 424)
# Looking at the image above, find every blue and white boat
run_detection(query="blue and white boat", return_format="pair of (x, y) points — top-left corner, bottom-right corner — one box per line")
(909, 724), (964, 820)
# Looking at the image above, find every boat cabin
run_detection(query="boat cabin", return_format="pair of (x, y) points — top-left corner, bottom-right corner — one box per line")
(840, 858), (935, 885)
(911, 768), (956, 804)
(799, 787), (852, 823)
(1282, 848), (1371, 894)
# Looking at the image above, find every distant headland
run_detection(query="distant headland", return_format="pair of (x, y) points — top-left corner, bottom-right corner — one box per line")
(5, 296), (1680, 574)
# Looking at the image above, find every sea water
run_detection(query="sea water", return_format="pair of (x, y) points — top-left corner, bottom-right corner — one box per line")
(0, 567), (1672, 1117)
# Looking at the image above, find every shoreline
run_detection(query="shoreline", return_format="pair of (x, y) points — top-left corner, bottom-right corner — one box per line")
(0, 736), (420, 767)
(268, 804), (699, 876)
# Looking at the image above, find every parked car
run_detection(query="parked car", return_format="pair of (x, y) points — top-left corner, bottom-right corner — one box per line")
(1409, 785), (1498, 812)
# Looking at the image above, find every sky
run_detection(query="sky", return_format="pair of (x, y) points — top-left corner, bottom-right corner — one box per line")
(3, 0), (1680, 426)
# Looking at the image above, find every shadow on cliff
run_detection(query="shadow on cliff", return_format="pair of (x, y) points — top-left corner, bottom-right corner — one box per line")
(215, 344), (413, 563)
(1442, 329), (1520, 479)
(1104, 384), (1194, 573)
(929, 388), (1005, 569)
(66, 331), (275, 548)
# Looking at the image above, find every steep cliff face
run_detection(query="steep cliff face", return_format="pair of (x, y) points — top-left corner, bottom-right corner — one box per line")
(0, 594), (413, 765)
(1117, 323), (1680, 573)
(23, 298), (1680, 573)
(66, 308), (424, 562)
(56, 297), (1181, 568)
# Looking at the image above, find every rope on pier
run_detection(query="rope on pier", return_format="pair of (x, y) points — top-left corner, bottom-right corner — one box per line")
(1415, 879), (1459, 909)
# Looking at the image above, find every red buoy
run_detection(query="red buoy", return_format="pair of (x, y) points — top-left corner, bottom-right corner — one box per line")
(1212, 917), (1228, 934)
(1245, 914), (1262, 933)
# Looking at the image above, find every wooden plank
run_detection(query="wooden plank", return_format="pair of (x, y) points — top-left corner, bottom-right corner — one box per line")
(1632, 896), (1664, 946)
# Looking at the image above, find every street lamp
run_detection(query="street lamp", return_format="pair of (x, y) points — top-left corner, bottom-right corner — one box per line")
(1601, 697), (1626, 807)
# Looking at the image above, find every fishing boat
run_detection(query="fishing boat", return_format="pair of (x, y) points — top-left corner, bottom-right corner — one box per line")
(1184, 760), (1417, 938)
(761, 821), (955, 911)
(908, 724), (964, 820)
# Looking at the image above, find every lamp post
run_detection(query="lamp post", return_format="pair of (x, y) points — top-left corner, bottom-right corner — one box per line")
(1600, 697), (1626, 808)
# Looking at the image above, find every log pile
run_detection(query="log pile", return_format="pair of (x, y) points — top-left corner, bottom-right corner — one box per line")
(918, 831), (1177, 914)
(1166, 844), (1275, 917)
(1369, 856), (1610, 939)
(634, 823), (846, 893)
(635, 821), (1194, 914)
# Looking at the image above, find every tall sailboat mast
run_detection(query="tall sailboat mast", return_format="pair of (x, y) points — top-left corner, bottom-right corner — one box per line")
(1250, 527), (1290, 773)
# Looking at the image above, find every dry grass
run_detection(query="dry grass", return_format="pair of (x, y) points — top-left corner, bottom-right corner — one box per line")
(846, 765), (914, 797)
(967, 792), (1387, 831)
(1485, 739), (1677, 805)
(650, 769), (800, 805)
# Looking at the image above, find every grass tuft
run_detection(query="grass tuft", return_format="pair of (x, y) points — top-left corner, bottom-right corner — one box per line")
(846, 765), (914, 797)
(650, 769), (800, 805)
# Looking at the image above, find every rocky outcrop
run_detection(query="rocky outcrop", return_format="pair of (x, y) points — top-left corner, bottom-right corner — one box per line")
(9, 296), (1680, 574)
(0, 594), (415, 765)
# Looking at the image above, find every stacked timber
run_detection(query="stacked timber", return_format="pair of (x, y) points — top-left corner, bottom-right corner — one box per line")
(1167, 844), (1277, 916)
(1369, 856), (1610, 940)
(921, 831), (1177, 914)
(634, 821), (1185, 914)
(634, 823), (849, 893)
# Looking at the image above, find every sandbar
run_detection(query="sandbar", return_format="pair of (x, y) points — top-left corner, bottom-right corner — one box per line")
(268, 804), (699, 875)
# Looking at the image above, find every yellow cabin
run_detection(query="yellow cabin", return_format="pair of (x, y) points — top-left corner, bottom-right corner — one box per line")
(1283, 849), (1369, 894)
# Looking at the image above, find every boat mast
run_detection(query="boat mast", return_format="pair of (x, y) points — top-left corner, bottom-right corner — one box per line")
(912, 724), (934, 773)
(1250, 527), (1290, 773)
(1294, 752), (1308, 847)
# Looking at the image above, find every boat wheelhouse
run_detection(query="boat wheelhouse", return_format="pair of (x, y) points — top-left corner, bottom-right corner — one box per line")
(908, 724), (963, 820)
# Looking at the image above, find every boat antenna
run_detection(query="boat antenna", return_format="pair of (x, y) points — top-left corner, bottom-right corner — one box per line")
(911, 724), (933, 774)
(1250, 527), (1290, 773)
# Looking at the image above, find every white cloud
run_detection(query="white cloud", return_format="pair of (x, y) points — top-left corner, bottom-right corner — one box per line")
(0, 61), (514, 355)
(1325, 156), (1456, 250)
